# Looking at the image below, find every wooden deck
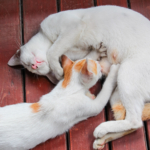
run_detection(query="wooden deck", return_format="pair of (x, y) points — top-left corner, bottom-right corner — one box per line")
(0, 0), (150, 149)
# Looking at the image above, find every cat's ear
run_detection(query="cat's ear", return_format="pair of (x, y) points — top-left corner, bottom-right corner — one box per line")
(61, 55), (74, 69)
(8, 49), (21, 66)
(46, 72), (59, 84)
(80, 59), (95, 85)
(99, 57), (111, 75)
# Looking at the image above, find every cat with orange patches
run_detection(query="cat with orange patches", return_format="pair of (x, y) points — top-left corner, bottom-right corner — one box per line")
(93, 58), (150, 150)
(0, 55), (119, 150)
(30, 103), (40, 113)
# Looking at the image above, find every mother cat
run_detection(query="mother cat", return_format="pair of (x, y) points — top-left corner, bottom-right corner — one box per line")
(8, 5), (150, 149)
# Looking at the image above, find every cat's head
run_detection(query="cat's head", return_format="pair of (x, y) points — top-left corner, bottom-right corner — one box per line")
(8, 33), (58, 84)
(61, 55), (103, 89)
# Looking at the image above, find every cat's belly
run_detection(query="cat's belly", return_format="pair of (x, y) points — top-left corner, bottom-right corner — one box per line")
(64, 48), (90, 61)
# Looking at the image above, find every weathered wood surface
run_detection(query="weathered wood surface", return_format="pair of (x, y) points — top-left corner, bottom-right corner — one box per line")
(1, 0), (150, 149)
(130, 1), (150, 149)
(96, 0), (147, 150)
(60, 0), (108, 149)
(22, 0), (67, 149)
(0, 0), (23, 106)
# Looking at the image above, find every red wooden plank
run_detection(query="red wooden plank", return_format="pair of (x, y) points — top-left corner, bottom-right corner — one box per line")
(130, 1), (150, 148)
(96, 0), (127, 7)
(96, 1), (147, 149)
(23, 0), (56, 103)
(23, 0), (67, 149)
(0, 0), (23, 106)
(130, 0), (150, 19)
(69, 81), (109, 150)
(60, 1), (108, 150)
(60, 0), (94, 11)
(108, 105), (147, 150)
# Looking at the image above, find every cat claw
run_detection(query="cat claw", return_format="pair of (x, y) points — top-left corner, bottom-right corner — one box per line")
(93, 138), (105, 150)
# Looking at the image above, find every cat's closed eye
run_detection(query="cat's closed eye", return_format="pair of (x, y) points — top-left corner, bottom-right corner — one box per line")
(21, 61), (30, 67)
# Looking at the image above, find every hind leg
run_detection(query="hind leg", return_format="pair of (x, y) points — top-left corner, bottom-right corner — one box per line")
(93, 95), (143, 150)
(110, 87), (150, 121)
(93, 61), (144, 149)
(110, 87), (126, 120)
(93, 129), (136, 150)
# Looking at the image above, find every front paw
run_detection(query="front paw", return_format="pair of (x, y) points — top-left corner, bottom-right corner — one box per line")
(109, 64), (120, 75)
(53, 66), (63, 80)
(49, 58), (63, 80)
(93, 124), (107, 138)
(93, 138), (105, 150)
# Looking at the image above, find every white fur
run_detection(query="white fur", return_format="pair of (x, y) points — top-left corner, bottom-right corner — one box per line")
(1, 60), (119, 150)
(8, 6), (150, 147)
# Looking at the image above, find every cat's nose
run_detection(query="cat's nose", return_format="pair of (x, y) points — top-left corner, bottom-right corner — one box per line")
(32, 64), (38, 69)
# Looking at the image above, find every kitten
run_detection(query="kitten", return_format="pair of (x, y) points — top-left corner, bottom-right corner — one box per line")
(1, 56), (119, 150)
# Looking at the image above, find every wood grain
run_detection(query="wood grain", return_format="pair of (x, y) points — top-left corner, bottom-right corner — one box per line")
(60, 2), (108, 150)
(108, 104), (147, 150)
(97, 0), (147, 149)
(60, 0), (94, 11)
(130, 1), (150, 149)
(130, 0), (150, 19)
(97, 1), (147, 150)
(69, 80), (109, 150)
(23, 0), (56, 103)
(0, 0), (23, 106)
(96, 0), (127, 7)
(22, 0), (67, 149)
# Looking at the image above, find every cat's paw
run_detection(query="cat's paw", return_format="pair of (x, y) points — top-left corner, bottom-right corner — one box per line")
(53, 66), (63, 80)
(49, 59), (63, 80)
(93, 124), (107, 138)
(108, 64), (120, 85)
(85, 91), (96, 100)
(110, 64), (120, 74)
(93, 138), (105, 150)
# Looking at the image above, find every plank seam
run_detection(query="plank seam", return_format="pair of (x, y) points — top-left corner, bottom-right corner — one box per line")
(66, 132), (70, 150)
(144, 121), (149, 150)
(57, 0), (60, 12)
(105, 106), (111, 150)
(93, 0), (97, 6)
(19, 0), (26, 103)
(127, 0), (131, 9)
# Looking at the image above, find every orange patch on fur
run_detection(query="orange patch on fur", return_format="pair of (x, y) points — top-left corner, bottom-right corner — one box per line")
(62, 62), (74, 88)
(111, 49), (118, 64)
(112, 102), (150, 121)
(89, 60), (97, 75)
(30, 103), (40, 113)
(81, 61), (92, 76)
(112, 103), (126, 120)
(74, 59), (86, 72)
(122, 129), (136, 136)
(142, 103), (150, 121)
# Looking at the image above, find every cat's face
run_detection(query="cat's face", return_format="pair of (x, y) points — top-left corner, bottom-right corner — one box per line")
(8, 46), (49, 73)
(8, 33), (58, 84)
(61, 55), (103, 88)
(8, 47), (58, 84)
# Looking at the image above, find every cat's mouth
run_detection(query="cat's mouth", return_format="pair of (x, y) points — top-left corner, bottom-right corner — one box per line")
(32, 60), (44, 69)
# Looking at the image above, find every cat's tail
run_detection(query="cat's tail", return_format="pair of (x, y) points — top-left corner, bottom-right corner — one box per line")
(112, 103), (150, 121)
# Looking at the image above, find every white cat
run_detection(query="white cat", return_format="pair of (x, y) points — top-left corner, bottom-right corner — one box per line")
(1, 56), (119, 150)
(8, 5), (150, 149)
(93, 57), (150, 149)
